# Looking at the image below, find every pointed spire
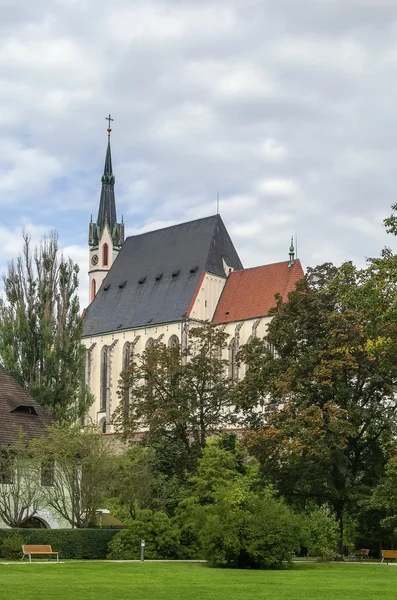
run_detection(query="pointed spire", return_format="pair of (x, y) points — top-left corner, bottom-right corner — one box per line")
(97, 115), (117, 232)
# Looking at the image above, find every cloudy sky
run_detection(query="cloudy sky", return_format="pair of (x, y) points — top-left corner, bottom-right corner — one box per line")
(1, 0), (397, 307)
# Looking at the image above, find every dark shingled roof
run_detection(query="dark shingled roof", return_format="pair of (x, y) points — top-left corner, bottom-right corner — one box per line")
(0, 366), (52, 446)
(83, 214), (243, 337)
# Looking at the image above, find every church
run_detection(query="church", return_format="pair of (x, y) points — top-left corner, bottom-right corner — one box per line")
(82, 125), (304, 433)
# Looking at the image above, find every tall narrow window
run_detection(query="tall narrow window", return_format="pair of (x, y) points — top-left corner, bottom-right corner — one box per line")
(228, 338), (238, 382)
(103, 243), (109, 266)
(91, 279), (96, 302)
(100, 346), (109, 412)
(122, 343), (133, 410)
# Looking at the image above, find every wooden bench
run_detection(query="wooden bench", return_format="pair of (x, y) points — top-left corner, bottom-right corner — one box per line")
(354, 548), (369, 559)
(381, 550), (397, 564)
(22, 544), (59, 563)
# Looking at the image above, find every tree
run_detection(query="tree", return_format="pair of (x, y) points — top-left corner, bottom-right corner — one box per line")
(371, 456), (397, 537)
(0, 231), (91, 421)
(33, 423), (113, 528)
(109, 445), (158, 521)
(237, 259), (397, 552)
(0, 431), (43, 528)
(113, 324), (235, 474)
(176, 438), (299, 569)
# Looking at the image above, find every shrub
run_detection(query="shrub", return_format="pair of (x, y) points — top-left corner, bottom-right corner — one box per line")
(107, 510), (180, 560)
(196, 486), (301, 569)
(0, 528), (121, 560)
(303, 506), (339, 560)
(1, 534), (26, 560)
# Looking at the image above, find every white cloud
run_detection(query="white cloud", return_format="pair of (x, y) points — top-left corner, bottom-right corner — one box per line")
(257, 179), (300, 196)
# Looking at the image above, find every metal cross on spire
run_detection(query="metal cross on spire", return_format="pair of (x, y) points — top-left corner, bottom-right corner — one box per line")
(106, 113), (114, 137)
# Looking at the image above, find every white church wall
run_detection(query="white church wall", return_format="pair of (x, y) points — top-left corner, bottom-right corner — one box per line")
(83, 320), (184, 432)
(189, 272), (227, 321)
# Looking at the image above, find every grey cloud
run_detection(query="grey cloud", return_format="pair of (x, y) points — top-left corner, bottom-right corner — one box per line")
(0, 0), (396, 299)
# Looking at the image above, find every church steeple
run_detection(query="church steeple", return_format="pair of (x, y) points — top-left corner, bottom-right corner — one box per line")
(97, 116), (117, 233)
(88, 115), (125, 302)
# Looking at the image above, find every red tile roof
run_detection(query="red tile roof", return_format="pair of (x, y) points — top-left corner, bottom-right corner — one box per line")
(212, 260), (304, 325)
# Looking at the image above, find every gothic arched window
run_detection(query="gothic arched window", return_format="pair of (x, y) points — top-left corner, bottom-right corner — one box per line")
(122, 342), (132, 410)
(168, 335), (179, 348)
(91, 279), (96, 302)
(145, 338), (154, 350)
(228, 338), (238, 382)
(123, 342), (132, 370)
(100, 346), (109, 412)
(102, 243), (109, 267)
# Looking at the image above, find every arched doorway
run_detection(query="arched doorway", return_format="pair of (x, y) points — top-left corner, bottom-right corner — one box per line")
(21, 516), (49, 529)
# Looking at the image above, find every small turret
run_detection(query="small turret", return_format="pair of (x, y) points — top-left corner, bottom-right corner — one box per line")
(288, 236), (295, 267)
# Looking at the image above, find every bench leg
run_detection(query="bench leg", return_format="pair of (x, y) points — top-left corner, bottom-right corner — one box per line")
(381, 557), (384, 564)
(57, 554), (59, 563)
(29, 554), (31, 563)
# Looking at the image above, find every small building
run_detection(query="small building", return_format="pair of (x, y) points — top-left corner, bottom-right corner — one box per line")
(0, 366), (63, 529)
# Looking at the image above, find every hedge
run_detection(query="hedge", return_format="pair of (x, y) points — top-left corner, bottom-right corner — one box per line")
(0, 528), (121, 559)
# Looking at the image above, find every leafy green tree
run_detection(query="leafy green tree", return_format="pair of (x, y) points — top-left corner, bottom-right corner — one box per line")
(237, 259), (397, 552)
(0, 231), (91, 420)
(113, 324), (235, 474)
(33, 423), (113, 528)
(303, 506), (339, 560)
(371, 456), (397, 536)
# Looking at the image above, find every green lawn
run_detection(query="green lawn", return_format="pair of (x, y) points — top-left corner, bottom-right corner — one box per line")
(0, 562), (396, 600)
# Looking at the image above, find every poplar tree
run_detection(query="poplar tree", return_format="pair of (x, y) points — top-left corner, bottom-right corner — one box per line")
(0, 231), (91, 420)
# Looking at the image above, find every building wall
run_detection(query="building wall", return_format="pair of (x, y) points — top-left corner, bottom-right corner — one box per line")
(189, 273), (227, 321)
(83, 320), (186, 432)
(82, 313), (273, 432)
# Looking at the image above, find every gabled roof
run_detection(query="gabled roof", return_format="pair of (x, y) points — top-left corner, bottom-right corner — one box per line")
(212, 259), (304, 325)
(83, 214), (243, 337)
(0, 366), (52, 446)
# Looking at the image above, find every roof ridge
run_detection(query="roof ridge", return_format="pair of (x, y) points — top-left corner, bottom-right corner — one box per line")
(125, 214), (219, 241)
(229, 259), (302, 274)
(204, 214), (222, 272)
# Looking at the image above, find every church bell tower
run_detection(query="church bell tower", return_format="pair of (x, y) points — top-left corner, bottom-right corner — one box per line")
(88, 115), (125, 303)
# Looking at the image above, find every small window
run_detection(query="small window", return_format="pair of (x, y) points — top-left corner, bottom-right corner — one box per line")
(104, 284), (110, 291)
(119, 280), (127, 289)
(139, 276), (146, 284)
(41, 459), (55, 487)
(10, 405), (37, 415)
(91, 279), (96, 302)
(155, 273), (163, 281)
(103, 243), (109, 267)
(172, 270), (180, 278)
(0, 450), (14, 485)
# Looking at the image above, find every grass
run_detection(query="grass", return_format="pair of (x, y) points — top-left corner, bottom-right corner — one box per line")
(1, 561), (397, 600)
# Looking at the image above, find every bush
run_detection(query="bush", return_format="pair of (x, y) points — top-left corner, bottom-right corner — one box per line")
(196, 486), (301, 569)
(107, 510), (180, 560)
(0, 528), (121, 560)
(1, 533), (26, 560)
(303, 506), (339, 560)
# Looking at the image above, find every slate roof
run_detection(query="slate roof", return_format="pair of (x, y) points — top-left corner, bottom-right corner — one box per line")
(83, 214), (243, 337)
(212, 259), (304, 325)
(0, 366), (52, 446)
